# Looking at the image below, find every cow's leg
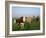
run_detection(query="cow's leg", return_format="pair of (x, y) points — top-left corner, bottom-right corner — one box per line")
(20, 23), (24, 30)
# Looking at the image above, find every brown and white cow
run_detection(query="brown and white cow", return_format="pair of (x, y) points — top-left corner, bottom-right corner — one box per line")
(16, 17), (25, 26)
(16, 17), (25, 29)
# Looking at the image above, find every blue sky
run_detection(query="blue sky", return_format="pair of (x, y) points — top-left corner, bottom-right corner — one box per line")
(12, 7), (40, 17)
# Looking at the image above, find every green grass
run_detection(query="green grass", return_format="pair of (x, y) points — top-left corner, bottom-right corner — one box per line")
(12, 17), (40, 31)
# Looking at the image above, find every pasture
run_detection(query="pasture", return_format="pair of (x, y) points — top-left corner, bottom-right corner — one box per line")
(12, 16), (40, 31)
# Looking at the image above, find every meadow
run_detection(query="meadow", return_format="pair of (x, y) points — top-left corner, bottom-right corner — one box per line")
(12, 16), (40, 31)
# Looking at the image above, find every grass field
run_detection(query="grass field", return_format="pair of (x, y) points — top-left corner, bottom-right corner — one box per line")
(12, 16), (40, 31)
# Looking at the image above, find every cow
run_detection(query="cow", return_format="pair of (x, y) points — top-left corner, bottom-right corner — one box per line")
(16, 17), (25, 29)
(25, 17), (32, 24)
(16, 17), (23, 24)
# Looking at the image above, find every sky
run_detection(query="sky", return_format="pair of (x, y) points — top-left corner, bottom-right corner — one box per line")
(12, 6), (40, 17)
